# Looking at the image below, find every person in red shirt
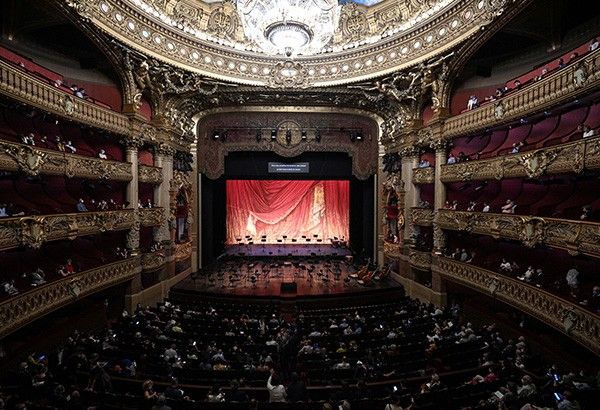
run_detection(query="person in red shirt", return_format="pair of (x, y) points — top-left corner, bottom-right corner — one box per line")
(65, 259), (76, 274)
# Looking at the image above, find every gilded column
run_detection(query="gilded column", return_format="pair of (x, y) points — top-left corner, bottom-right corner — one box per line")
(399, 146), (421, 246)
(153, 143), (175, 244)
(432, 140), (449, 254)
(121, 137), (143, 254)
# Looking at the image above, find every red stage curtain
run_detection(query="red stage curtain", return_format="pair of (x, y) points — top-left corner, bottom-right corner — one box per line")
(226, 180), (349, 244)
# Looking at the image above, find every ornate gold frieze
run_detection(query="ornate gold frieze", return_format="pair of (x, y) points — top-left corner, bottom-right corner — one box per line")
(0, 140), (132, 181)
(0, 258), (139, 338)
(139, 207), (165, 227)
(383, 241), (403, 258)
(411, 207), (434, 226)
(443, 49), (600, 138)
(138, 164), (163, 184)
(141, 251), (166, 271)
(412, 167), (434, 184)
(434, 258), (600, 355)
(62, 0), (520, 87)
(174, 240), (192, 262)
(0, 210), (136, 251)
(409, 249), (432, 270)
(437, 210), (600, 258)
(440, 136), (599, 182)
(0, 60), (129, 135)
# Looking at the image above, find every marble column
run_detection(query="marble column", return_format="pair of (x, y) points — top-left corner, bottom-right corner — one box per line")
(121, 137), (143, 254)
(153, 143), (175, 244)
(432, 141), (449, 253)
(400, 147), (421, 245)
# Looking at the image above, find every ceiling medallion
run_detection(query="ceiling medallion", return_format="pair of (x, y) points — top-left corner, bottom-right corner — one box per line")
(236, 0), (340, 56)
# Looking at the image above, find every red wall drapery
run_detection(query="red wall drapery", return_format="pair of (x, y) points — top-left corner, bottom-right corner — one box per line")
(226, 180), (349, 244)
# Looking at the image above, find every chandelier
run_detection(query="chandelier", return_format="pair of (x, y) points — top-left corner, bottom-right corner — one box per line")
(236, 0), (341, 56)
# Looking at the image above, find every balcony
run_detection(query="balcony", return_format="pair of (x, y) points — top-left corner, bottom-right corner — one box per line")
(141, 251), (167, 271)
(409, 249), (432, 270)
(0, 257), (139, 338)
(440, 136), (600, 183)
(412, 167), (434, 184)
(443, 49), (600, 138)
(138, 164), (163, 185)
(437, 209), (600, 259)
(383, 242), (403, 258)
(411, 207), (433, 226)
(0, 140), (132, 181)
(0, 210), (135, 251)
(0, 60), (130, 135)
(434, 258), (600, 355)
(139, 207), (165, 227)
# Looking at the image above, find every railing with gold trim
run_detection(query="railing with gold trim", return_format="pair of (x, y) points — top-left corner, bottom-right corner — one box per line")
(139, 207), (165, 227)
(411, 207), (433, 226)
(0, 210), (135, 251)
(440, 136), (600, 182)
(409, 249), (432, 270)
(141, 252), (166, 271)
(0, 140), (132, 181)
(412, 167), (434, 184)
(138, 164), (163, 185)
(174, 241), (192, 262)
(0, 257), (139, 338)
(0, 60), (130, 135)
(437, 209), (600, 259)
(383, 242), (403, 258)
(443, 49), (600, 139)
(434, 257), (600, 355)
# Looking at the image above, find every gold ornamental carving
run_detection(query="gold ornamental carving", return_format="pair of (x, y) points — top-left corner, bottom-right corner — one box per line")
(207, 1), (238, 40)
(139, 165), (164, 185)
(0, 142), (48, 176)
(139, 207), (166, 227)
(0, 258), (139, 338)
(340, 4), (369, 42)
(384, 242), (403, 258)
(174, 241), (192, 261)
(518, 150), (558, 179)
(434, 258), (600, 356)
(412, 167), (434, 184)
(409, 250), (432, 270)
(141, 251), (167, 271)
(411, 207), (433, 226)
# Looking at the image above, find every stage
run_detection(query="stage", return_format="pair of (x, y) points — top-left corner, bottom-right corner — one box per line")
(173, 256), (397, 298)
(223, 243), (352, 257)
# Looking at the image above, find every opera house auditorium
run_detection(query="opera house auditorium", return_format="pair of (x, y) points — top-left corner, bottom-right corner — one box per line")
(0, 0), (599, 409)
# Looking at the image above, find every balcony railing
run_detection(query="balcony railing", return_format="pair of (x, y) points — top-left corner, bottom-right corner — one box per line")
(383, 242), (403, 258)
(138, 164), (163, 185)
(440, 136), (600, 183)
(139, 207), (165, 227)
(0, 210), (135, 251)
(0, 140), (132, 181)
(0, 257), (139, 338)
(437, 209), (600, 259)
(443, 49), (600, 138)
(412, 167), (434, 184)
(409, 249), (432, 270)
(0, 60), (130, 135)
(411, 207), (433, 226)
(141, 251), (167, 271)
(434, 258), (600, 355)
(174, 241), (192, 262)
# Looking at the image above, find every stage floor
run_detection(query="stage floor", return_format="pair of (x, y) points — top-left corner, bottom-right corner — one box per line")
(173, 256), (396, 298)
(223, 243), (351, 257)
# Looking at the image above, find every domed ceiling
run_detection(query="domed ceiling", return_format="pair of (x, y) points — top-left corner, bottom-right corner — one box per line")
(66, 0), (517, 87)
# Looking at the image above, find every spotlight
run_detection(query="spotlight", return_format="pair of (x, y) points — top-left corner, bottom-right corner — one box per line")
(212, 130), (220, 139)
(271, 129), (277, 140)
(315, 129), (321, 142)
(301, 130), (307, 140)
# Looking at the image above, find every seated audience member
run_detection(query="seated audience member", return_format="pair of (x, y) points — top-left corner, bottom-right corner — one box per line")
(518, 266), (535, 283)
(55, 136), (65, 152)
(145, 199), (153, 208)
(582, 124), (595, 138)
(467, 95), (479, 110)
(558, 58), (566, 69)
(511, 141), (524, 153)
(108, 199), (117, 210)
(467, 201), (476, 212)
(98, 149), (108, 159)
(57, 265), (68, 277)
(418, 158), (430, 168)
(447, 153), (457, 164)
(116, 247), (129, 259)
(535, 67), (548, 81)
(457, 151), (468, 162)
(21, 133), (35, 146)
(97, 200), (108, 211)
(482, 203), (490, 213)
(590, 38), (600, 52)
(513, 79), (522, 90)
(501, 199), (516, 214)
(565, 266), (580, 298)
(75, 88), (87, 99)
(451, 200), (458, 210)
(65, 259), (76, 274)
(580, 205), (592, 220)
(0, 203), (8, 217)
(459, 249), (469, 262)
(499, 259), (512, 273)
(2, 280), (19, 296)
(138, 200), (144, 209)
(443, 200), (452, 209)
(65, 140), (76, 153)
(76, 199), (88, 212)
(517, 375), (537, 399)
(28, 268), (46, 286)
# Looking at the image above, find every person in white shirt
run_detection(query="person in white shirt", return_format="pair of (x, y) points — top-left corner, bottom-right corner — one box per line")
(499, 259), (512, 273)
(582, 124), (595, 138)
(482, 203), (490, 213)
(65, 140), (76, 153)
(467, 201), (476, 212)
(467, 95), (478, 110)
(447, 153), (457, 164)
(590, 38), (599, 52)
(418, 159), (430, 168)
(0, 204), (7, 217)
(21, 133), (35, 145)
(266, 369), (287, 402)
(501, 199), (516, 214)
(98, 149), (108, 159)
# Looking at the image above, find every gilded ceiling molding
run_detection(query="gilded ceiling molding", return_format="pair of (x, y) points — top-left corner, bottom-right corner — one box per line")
(434, 258), (600, 356)
(0, 257), (139, 338)
(60, 0), (523, 87)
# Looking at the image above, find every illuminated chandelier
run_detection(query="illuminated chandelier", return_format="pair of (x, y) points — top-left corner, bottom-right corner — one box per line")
(236, 0), (341, 56)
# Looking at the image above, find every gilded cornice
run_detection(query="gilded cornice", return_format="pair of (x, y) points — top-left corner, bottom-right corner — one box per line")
(411, 207), (433, 226)
(440, 136), (599, 182)
(409, 249), (432, 270)
(139, 207), (166, 226)
(138, 164), (163, 184)
(434, 258), (600, 355)
(0, 60), (129, 135)
(62, 0), (521, 87)
(0, 257), (139, 338)
(0, 210), (136, 251)
(412, 166), (434, 184)
(437, 209), (600, 259)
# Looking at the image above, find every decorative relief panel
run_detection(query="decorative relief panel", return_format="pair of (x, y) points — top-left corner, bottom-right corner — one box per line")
(141, 251), (166, 271)
(434, 258), (600, 356)
(138, 164), (163, 184)
(437, 210), (600, 259)
(0, 210), (135, 251)
(384, 241), (403, 258)
(174, 240), (192, 261)
(0, 258), (139, 338)
(411, 207), (433, 226)
(0, 140), (132, 181)
(440, 137), (599, 183)
(139, 207), (166, 227)
(443, 49), (600, 138)
(412, 167), (434, 184)
(409, 249), (432, 270)
(0, 60), (129, 135)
